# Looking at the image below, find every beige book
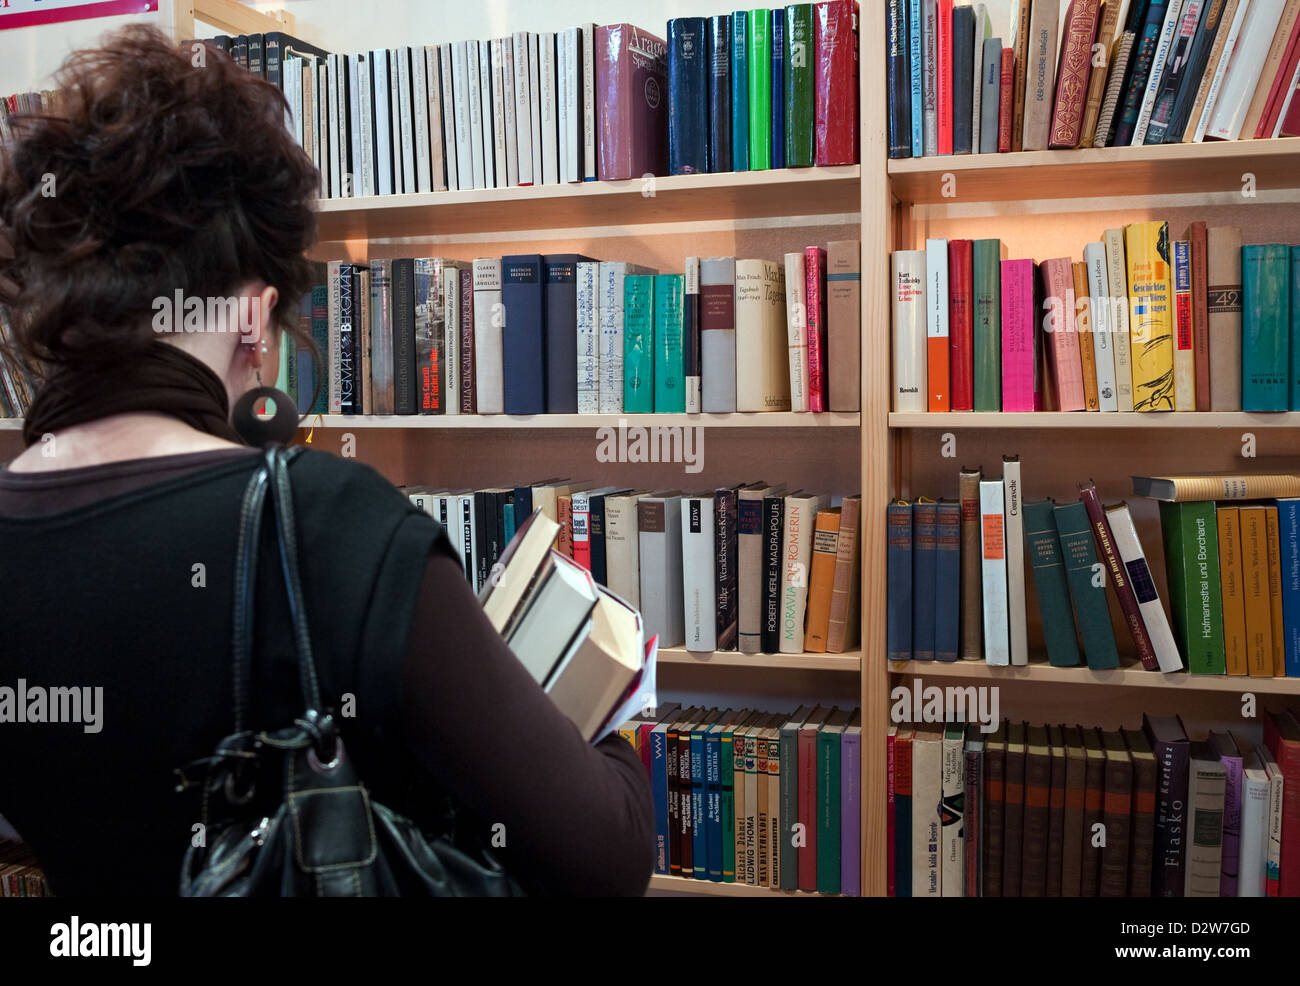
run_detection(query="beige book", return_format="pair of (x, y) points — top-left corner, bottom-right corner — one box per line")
(1011, 0), (1034, 151)
(1079, 0), (1124, 146)
(545, 584), (644, 740)
(1183, 0), (1243, 142)
(826, 494), (863, 653)
(1102, 227), (1134, 411)
(735, 259), (792, 412)
(1240, 0), (1300, 139)
(1207, 226), (1243, 409)
(743, 718), (761, 885)
(732, 711), (756, 884)
(783, 252), (809, 412)
(1132, 473), (1300, 501)
(1021, 0), (1061, 150)
(912, 724), (945, 897)
(827, 240), (861, 412)
(603, 489), (649, 610)
(755, 715), (772, 886)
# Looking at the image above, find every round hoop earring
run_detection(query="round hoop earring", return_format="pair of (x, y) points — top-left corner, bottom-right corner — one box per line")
(231, 385), (298, 447)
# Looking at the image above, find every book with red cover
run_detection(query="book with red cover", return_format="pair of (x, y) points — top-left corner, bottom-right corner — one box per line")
(1187, 221), (1210, 411)
(1039, 258), (1085, 411)
(964, 724), (983, 896)
(813, 0), (859, 165)
(595, 24), (669, 180)
(887, 727), (897, 896)
(1062, 725), (1088, 896)
(804, 246), (828, 412)
(1263, 709), (1300, 896)
(1258, 14), (1300, 138)
(1001, 258), (1038, 412)
(1045, 725), (1068, 896)
(797, 707), (829, 889)
(1081, 726), (1105, 896)
(1002, 721), (1026, 896)
(948, 239), (975, 411)
(1283, 75), (1300, 135)
(1080, 482), (1158, 670)
(936, 0), (954, 154)
(894, 725), (914, 896)
(983, 721), (1006, 896)
(1100, 729), (1134, 897)
(998, 47), (1014, 152)
(1048, 0), (1101, 148)
(1126, 727), (1159, 898)
(1021, 724), (1051, 897)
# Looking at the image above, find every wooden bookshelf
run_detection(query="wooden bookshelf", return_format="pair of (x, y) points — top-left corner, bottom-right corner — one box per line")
(889, 411), (1300, 429)
(658, 647), (860, 672)
(300, 411), (859, 429)
(889, 659), (1300, 695)
(647, 875), (816, 897)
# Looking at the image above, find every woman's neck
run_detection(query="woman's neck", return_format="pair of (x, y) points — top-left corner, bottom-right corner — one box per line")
(7, 412), (244, 473)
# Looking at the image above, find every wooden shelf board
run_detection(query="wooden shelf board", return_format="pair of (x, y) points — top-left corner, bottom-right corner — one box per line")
(0, 419), (22, 431)
(887, 139), (1300, 204)
(314, 165), (861, 240)
(888, 659), (1300, 694)
(647, 875), (829, 896)
(298, 412), (860, 430)
(889, 411), (1300, 429)
(658, 647), (860, 671)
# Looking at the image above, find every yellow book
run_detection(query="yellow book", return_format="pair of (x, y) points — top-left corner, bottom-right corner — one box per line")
(1218, 506), (1248, 676)
(803, 508), (842, 653)
(1241, 506), (1274, 678)
(1125, 221), (1175, 411)
(1266, 506), (1286, 677)
(1073, 262), (1099, 411)
(764, 718), (781, 889)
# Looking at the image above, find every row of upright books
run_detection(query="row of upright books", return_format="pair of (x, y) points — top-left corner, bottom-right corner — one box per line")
(622, 703), (862, 894)
(0, 841), (49, 896)
(310, 245), (860, 418)
(892, 221), (1300, 413)
(885, 0), (1300, 159)
(891, 711), (1300, 897)
(404, 482), (861, 655)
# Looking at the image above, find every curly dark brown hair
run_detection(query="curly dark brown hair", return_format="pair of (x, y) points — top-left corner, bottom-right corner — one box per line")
(0, 24), (319, 369)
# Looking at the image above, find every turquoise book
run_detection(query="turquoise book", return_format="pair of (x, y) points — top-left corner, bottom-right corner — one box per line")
(1242, 244), (1290, 412)
(1291, 246), (1300, 410)
(1054, 500), (1119, 670)
(731, 11), (750, 170)
(654, 274), (685, 412)
(623, 274), (656, 412)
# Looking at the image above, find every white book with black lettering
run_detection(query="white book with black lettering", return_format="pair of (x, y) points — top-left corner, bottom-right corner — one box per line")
(604, 490), (648, 610)
(1104, 502), (1184, 672)
(638, 492), (685, 648)
(581, 21), (596, 180)
(892, 250), (926, 412)
(326, 55), (342, 197)
(443, 265), (461, 416)
(396, 48), (417, 194)
(454, 492), (478, 586)
(1102, 228), (1134, 410)
(413, 46), (434, 193)
(1001, 455), (1028, 666)
(577, 260), (600, 414)
(979, 478), (1009, 666)
(502, 36), (519, 187)
(780, 491), (830, 653)
(538, 33), (558, 185)
(682, 493), (718, 653)
(784, 251), (810, 413)
(438, 44), (459, 191)
(528, 33), (544, 185)
(1083, 241), (1117, 411)
(478, 39), (496, 188)
(346, 53), (364, 196)
(367, 49), (389, 196)
(597, 261), (657, 414)
(1240, 749), (1270, 897)
(490, 39), (509, 188)
(464, 41), (486, 190)
(473, 258), (504, 414)
(557, 31), (570, 182)
(512, 31), (533, 185)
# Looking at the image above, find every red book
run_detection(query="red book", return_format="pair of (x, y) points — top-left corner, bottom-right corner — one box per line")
(1258, 15), (1300, 138)
(595, 24), (669, 179)
(1039, 258), (1085, 411)
(1263, 710), (1300, 897)
(947, 239), (974, 411)
(998, 48), (1014, 152)
(797, 714), (822, 890)
(1080, 481), (1159, 670)
(1283, 75), (1300, 136)
(936, 0), (954, 154)
(1187, 221), (1210, 411)
(886, 728), (897, 897)
(804, 246), (828, 412)
(814, 0), (860, 165)
(571, 494), (592, 571)
(1048, 0), (1101, 149)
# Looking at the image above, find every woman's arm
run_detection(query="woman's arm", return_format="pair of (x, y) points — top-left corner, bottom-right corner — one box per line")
(395, 551), (655, 896)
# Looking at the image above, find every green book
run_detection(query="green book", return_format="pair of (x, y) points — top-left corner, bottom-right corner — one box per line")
(972, 238), (1003, 411)
(1290, 246), (1300, 410)
(1054, 500), (1119, 670)
(778, 705), (812, 890)
(653, 274), (685, 412)
(748, 9), (772, 170)
(719, 711), (745, 883)
(1160, 501), (1226, 675)
(784, 4), (815, 167)
(1023, 499), (1082, 667)
(623, 274), (655, 412)
(816, 707), (848, 894)
(1242, 244), (1290, 412)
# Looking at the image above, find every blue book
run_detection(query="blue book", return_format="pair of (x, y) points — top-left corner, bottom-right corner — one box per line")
(1113, 0), (1169, 147)
(909, 0), (923, 156)
(668, 17), (709, 175)
(511, 485), (534, 522)
(690, 710), (716, 878)
(502, 502), (516, 546)
(543, 254), (595, 413)
(887, 0), (912, 158)
(650, 721), (673, 874)
(707, 16), (731, 172)
(705, 714), (728, 881)
(500, 255), (546, 414)
(1291, 247), (1300, 410)
(934, 500), (961, 662)
(769, 8), (785, 169)
(1277, 499), (1300, 676)
(731, 11), (750, 170)
(1242, 244), (1290, 412)
(887, 500), (913, 661)
(912, 499), (938, 660)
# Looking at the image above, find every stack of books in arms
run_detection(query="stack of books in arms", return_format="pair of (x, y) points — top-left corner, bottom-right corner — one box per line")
(192, 2), (858, 201)
(0, 840), (50, 896)
(620, 703), (863, 893)
(893, 221), (1300, 413)
(891, 711), (1300, 897)
(885, 0), (1300, 158)
(404, 483), (862, 656)
(286, 243), (860, 418)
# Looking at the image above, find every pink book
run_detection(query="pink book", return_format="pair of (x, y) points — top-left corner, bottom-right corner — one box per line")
(1000, 259), (1037, 412)
(1039, 257), (1085, 411)
(805, 246), (828, 413)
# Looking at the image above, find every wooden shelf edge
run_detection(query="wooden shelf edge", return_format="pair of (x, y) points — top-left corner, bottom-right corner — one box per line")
(296, 412), (860, 430)
(888, 411), (1300, 429)
(659, 647), (861, 671)
(888, 659), (1300, 694)
(647, 874), (834, 897)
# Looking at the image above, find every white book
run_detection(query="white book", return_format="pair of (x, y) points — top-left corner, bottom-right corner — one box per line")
(387, 50), (405, 194)
(1206, 0), (1285, 140)
(979, 479), (1010, 666)
(506, 556), (598, 682)
(502, 36), (519, 187)
(327, 54), (342, 198)
(1131, 0), (1186, 145)
(443, 266), (461, 416)
(638, 493), (685, 647)
(490, 39), (509, 189)
(1239, 750), (1270, 897)
(598, 261), (657, 413)
(1084, 242), (1118, 411)
(539, 33), (558, 185)
(605, 491), (645, 609)
(784, 251), (810, 413)
(1272, 47), (1300, 137)
(366, 50), (387, 196)
(1105, 502), (1184, 672)
(317, 61), (329, 197)
(397, 48), (417, 195)
(576, 260), (600, 413)
(1263, 746), (1285, 892)
(562, 28), (582, 182)
(940, 725), (965, 895)
(347, 53), (364, 196)
(682, 494), (718, 653)
(464, 41), (486, 190)
(779, 491), (830, 653)
(892, 249), (927, 412)
(283, 55), (299, 143)
(1172, 239), (1195, 411)
(925, 238), (949, 407)
(478, 40), (496, 188)
(911, 727), (943, 897)
(1195, 0), (1253, 141)
(700, 257), (737, 413)
(581, 22), (596, 180)
(1102, 229), (1134, 411)
(472, 258), (503, 414)
(1001, 455), (1028, 666)
(557, 31), (570, 182)
(440, 44), (461, 191)
(970, 5), (988, 154)
(512, 31), (534, 185)
(417, 47), (437, 193)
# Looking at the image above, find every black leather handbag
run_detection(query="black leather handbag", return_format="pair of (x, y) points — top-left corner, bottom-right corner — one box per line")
(177, 444), (522, 896)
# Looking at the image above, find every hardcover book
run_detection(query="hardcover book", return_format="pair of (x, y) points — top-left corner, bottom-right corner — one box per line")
(595, 24), (669, 180)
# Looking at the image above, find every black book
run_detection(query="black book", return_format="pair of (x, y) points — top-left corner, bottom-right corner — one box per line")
(338, 264), (357, 415)
(761, 491), (785, 653)
(886, 0), (911, 158)
(349, 266), (365, 414)
(247, 34), (265, 79)
(706, 15), (731, 173)
(1165, 2), (1225, 142)
(390, 259), (417, 414)
(542, 254), (596, 413)
(231, 35), (249, 70)
(951, 4), (975, 154)
(714, 485), (740, 650)
(210, 35), (233, 54)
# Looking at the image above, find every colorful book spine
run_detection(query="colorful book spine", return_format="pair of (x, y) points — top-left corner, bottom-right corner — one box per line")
(1056, 500), (1120, 669)
(788, 4), (817, 165)
(948, 239), (974, 411)
(1040, 257), (1085, 411)
(886, 0), (912, 158)
(770, 9), (785, 168)
(1024, 499), (1082, 667)
(1242, 244), (1291, 412)
(623, 274), (655, 412)
(595, 25), (670, 181)
(813, 0), (859, 164)
(1160, 501), (1226, 674)
(934, 500), (962, 663)
(1081, 483), (1159, 671)
(972, 238), (1002, 411)
(936, 0), (954, 153)
(1049, 0), (1101, 147)
(1000, 258), (1036, 411)
(731, 10), (750, 170)
(805, 246), (828, 412)
(1126, 220), (1176, 411)
(926, 238), (950, 411)
(667, 18), (709, 176)
(913, 499), (938, 662)
(980, 479), (1010, 666)
(748, 8), (772, 169)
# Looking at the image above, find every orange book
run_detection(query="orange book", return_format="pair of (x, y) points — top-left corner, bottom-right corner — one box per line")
(1218, 506), (1248, 676)
(1073, 262), (1099, 411)
(803, 508), (842, 653)
(1241, 506), (1274, 677)
(1266, 506), (1286, 676)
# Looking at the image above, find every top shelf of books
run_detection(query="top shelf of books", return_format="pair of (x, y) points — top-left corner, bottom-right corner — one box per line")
(888, 140), (1300, 206)
(314, 166), (862, 242)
